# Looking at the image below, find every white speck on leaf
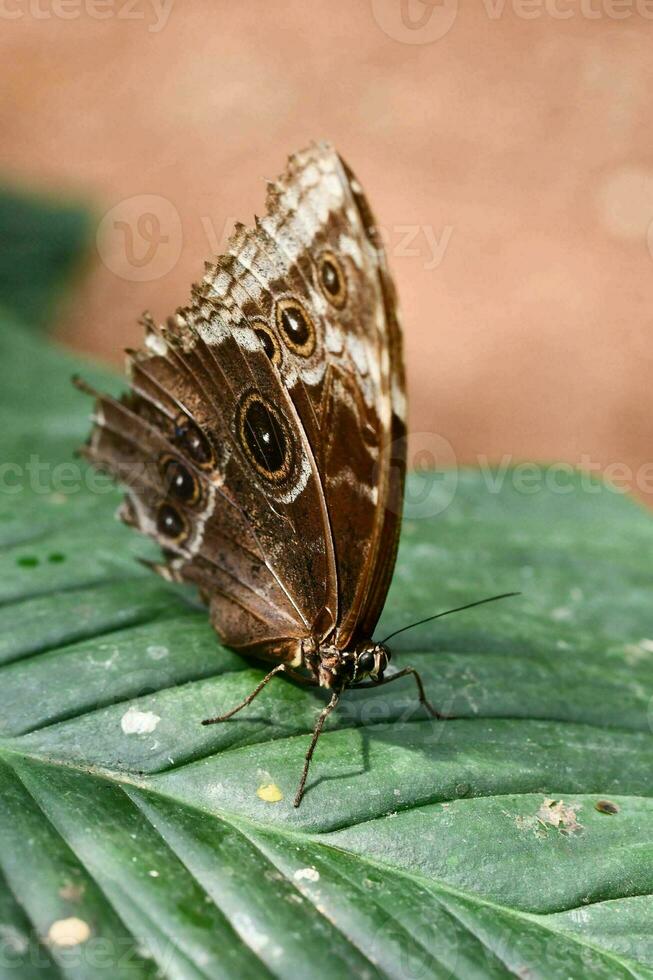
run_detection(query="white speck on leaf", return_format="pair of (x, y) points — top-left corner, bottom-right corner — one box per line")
(570, 907), (590, 924)
(147, 645), (169, 660)
(623, 639), (653, 665)
(47, 918), (90, 947)
(293, 867), (319, 882)
(47, 492), (68, 505)
(551, 607), (572, 622)
(121, 707), (161, 735)
(232, 914), (282, 958)
(87, 652), (118, 670)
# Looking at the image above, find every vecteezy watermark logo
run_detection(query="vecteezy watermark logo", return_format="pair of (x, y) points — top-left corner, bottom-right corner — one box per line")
(382, 431), (458, 520)
(198, 213), (455, 271)
(96, 195), (182, 282)
(0, 0), (175, 31)
(381, 224), (454, 271)
(481, 0), (653, 20)
(4, 452), (653, 509)
(371, 0), (459, 44)
(404, 431), (458, 519)
(368, 908), (459, 979)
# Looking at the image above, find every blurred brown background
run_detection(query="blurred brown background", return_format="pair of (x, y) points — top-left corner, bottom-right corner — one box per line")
(2, 1), (652, 496)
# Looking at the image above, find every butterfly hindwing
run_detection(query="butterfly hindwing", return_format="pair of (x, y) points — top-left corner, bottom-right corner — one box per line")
(83, 311), (338, 653)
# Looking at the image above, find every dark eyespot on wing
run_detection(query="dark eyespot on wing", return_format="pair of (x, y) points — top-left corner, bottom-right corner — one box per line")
(174, 416), (215, 469)
(252, 321), (282, 366)
(274, 297), (316, 358)
(160, 455), (201, 505)
(156, 502), (188, 543)
(236, 391), (293, 483)
(318, 250), (347, 308)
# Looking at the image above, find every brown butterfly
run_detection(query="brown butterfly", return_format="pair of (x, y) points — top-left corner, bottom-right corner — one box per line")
(76, 143), (514, 806)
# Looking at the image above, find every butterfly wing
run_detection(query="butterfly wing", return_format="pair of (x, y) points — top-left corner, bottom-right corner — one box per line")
(78, 143), (405, 659)
(79, 309), (339, 658)
(221, 144), (407, 649)
(330, 153), (407, 646)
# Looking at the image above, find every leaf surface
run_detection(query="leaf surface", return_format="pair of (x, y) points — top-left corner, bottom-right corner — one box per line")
(1, 193), (652, 978)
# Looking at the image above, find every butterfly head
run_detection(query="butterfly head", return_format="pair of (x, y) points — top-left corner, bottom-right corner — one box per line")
(314, 641), (390, 689)
(352, 642), (390, 683)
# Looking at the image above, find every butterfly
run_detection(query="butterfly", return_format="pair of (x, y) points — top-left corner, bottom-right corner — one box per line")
(76, 143), (514, 806)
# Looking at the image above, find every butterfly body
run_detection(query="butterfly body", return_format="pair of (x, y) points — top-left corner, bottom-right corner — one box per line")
(291, 638), (390, 690)
(77, 142), (445, 806)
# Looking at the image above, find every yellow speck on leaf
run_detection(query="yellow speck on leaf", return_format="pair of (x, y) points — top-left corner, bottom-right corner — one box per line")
(47, 917), (91, 947)
(257, 782), (283, 803)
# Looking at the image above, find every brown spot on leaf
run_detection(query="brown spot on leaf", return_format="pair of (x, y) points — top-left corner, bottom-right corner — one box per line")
(595, 799), (620, 815)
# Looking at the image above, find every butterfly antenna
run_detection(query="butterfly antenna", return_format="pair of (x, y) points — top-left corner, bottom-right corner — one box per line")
(380, 592), (521, 645)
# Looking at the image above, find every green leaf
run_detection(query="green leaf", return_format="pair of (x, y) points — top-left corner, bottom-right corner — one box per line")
(0, 186), (91, 330)
(1, 195), (653, 977)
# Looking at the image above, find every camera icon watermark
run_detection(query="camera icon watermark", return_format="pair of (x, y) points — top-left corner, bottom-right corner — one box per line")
(368, 907), (460, 979)
(404, 431), (459, 519)
(371, 0), (459, 44)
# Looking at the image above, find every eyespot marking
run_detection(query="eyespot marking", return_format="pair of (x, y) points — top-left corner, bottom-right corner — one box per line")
(236, 391), (293, 483)
(318, 250), (347, 308)
(160, 455), (201, 506)
(174, 416), (215, 470)
(253, 321), (282, 366)
(156, 502), (188, 543)
(275, 297), (316, 358)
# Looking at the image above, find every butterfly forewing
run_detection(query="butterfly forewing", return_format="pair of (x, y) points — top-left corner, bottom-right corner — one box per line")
(79, 142), (406, 661)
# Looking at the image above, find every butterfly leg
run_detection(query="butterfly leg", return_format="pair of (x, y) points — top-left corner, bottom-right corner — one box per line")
(293, 690), (341, 808)
(358, 667), (450, 719)
(201, 663), (290, 725)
